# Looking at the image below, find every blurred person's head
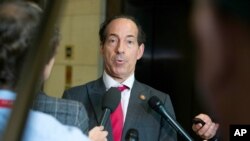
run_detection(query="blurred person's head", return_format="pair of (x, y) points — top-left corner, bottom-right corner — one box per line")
(99, 15), (145, 82)
(0, 1), (41, 89)
(192, 0), (250, 139)
(0, 1), (60, 89)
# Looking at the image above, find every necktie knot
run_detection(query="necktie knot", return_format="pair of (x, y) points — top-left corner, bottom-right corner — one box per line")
(117, 85), (127, 92)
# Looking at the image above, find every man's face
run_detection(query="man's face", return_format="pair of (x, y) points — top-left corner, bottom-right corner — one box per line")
(100, 18), (144, 82)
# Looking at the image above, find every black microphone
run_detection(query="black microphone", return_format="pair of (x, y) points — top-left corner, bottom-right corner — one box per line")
(125, 128), (139, 141)
(99, 87), (121, 127)
(148, 96), (193, 141)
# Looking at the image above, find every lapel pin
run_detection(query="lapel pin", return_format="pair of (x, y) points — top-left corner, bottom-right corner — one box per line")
(139, 94), (146, 101)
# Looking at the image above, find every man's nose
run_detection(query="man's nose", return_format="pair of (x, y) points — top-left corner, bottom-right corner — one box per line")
(116, 41), (125, 53)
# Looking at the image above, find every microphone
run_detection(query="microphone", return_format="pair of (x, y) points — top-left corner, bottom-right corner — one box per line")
(148, 96), (193, 141)
(99, 87), (121, 127)
(125, 128), (139, 141)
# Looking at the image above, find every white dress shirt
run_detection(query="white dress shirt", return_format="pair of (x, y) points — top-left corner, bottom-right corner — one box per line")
(102, 71), (134, 124)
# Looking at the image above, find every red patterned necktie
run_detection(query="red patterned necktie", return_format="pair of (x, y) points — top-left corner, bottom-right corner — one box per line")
(110, 85), (127, 141)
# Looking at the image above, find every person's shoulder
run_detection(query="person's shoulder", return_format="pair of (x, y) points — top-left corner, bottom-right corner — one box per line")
(49, 95), (84, 106)
(35, 92), (85, 109)
(29, 110), (61, 123)
(136, 80), (168, 94)
(135, 80), (170, 101)
(36, 92), (55, 100)
(25, 111), (90, 141)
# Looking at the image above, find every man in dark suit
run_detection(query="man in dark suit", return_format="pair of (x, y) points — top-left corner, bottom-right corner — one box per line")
(63, 15), (176, 141)
(62, 15), (218, 141)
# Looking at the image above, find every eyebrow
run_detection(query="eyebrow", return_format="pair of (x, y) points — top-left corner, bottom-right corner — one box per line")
(108, 34), (118, 37)
(127, 35), (136, 38)
(108, 34), (136, 38)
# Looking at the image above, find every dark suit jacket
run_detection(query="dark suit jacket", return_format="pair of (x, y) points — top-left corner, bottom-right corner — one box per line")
(32, 92), (89, 134)
(63, 78), (177, 141)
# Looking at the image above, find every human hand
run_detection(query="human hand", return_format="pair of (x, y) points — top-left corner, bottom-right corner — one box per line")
(192, 113), (219, 140)
(88, 126), (108, 141)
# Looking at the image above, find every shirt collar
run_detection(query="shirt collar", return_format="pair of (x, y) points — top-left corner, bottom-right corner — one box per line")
(103, 71), (134, 90)
(0, 89), (16, 100)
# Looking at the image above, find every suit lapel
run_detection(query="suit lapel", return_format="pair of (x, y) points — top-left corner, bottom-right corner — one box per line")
(88, 78), (114, 140)
(88, 78), (106, 123)
(122, 81), (151, 138)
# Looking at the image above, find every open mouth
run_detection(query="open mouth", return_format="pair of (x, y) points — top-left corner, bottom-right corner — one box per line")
(115, 55), (125, 64)
(116, 59), (124, 64)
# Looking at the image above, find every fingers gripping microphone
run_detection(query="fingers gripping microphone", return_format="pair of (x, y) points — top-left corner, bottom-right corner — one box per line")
(148, 96), (193, 141)
(125, 128), (139, 141)
(99, 87), (121, 127)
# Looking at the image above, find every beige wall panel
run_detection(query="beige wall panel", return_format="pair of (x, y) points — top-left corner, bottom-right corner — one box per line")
(44, 65), (65, 98)
(56, 16), (72, 62)
(44, 0), (105, 97)
(72, 65), (100, 86)
(70, 15), (100, 65)
(64, 0), (101, 16)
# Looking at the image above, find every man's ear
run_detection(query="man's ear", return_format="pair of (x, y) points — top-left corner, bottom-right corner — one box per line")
(137, 43), (144, 60)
